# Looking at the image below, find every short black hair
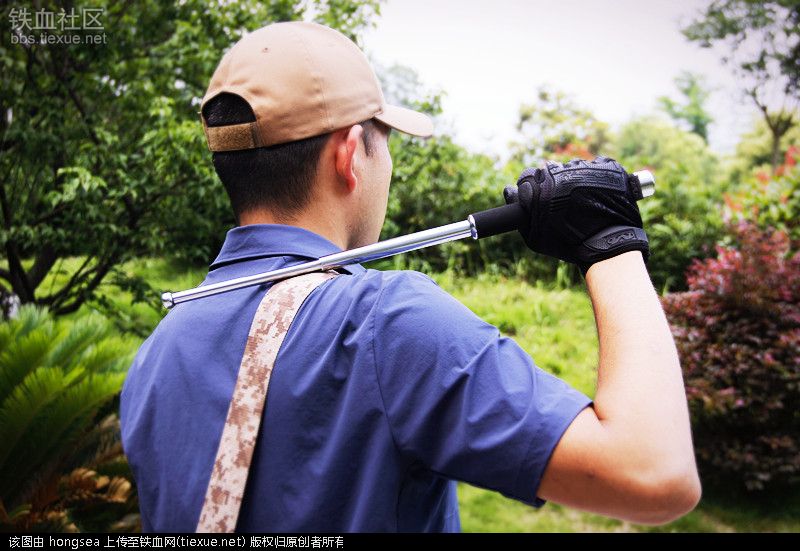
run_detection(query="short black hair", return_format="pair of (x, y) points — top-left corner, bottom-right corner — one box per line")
(202, 93), (389, 222)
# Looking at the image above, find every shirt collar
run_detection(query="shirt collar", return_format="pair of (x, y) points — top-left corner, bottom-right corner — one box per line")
(209, 224), (367, 275)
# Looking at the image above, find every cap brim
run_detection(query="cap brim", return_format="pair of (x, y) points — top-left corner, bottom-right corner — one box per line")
(374, 104), (434, 138)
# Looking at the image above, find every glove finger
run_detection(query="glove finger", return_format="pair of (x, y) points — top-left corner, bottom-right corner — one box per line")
(592, 156), (626, 174)
(517, 179), (534, 206)
(517, 166), (541, 183)
(503, 184), (519, 204)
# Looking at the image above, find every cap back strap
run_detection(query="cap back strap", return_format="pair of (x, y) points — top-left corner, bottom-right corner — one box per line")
(200, 111), (262, 152)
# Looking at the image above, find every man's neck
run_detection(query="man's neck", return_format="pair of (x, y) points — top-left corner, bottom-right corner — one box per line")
(238, 209), (350, 251)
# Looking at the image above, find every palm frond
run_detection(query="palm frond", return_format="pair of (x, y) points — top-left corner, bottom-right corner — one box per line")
(0, 330), (56, 406)
(0, 305), (134, 524)
(63, 414), (124, 475)
(74, 337), (134, 376)
(9, 305), (53, 342)
(0, 367), (68, 474)
(2, 372), (125, 504)
(0, 320), (14, 354)
(47, 315), (111, 374)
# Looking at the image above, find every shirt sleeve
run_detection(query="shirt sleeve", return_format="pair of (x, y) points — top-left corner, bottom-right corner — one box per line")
(371, 270), (594, 507)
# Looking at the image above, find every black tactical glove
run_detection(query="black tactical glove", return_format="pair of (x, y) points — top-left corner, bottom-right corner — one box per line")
(503, 156), (649, 276)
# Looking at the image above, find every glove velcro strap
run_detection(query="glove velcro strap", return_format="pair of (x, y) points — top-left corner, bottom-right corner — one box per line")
(583, 226), (648, 253)
(578, 226), (649, 276)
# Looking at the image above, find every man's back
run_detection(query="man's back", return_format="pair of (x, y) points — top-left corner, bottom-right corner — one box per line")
(119, 223), (592, 532)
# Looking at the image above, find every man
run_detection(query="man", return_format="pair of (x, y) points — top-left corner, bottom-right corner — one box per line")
(119, 21), (701, 532)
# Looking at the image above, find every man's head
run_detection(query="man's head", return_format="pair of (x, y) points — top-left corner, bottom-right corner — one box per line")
(199, 22), (432, 249)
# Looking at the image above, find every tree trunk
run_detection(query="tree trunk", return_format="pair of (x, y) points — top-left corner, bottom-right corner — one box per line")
(771, 133), (781, 174)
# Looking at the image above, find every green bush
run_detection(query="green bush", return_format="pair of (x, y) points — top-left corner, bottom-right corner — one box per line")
(384, 132), (575, 283)
(0, 306), (137, 531)
(727, 151), (800, 242)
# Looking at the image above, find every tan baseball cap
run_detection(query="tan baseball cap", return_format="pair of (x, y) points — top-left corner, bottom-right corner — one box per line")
(200, 21), (434, 152)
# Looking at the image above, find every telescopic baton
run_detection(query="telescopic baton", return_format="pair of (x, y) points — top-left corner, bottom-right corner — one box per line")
(161, 170), (655, 309)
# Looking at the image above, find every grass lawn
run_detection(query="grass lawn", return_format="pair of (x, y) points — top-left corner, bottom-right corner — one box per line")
(21, 257), (800, 532)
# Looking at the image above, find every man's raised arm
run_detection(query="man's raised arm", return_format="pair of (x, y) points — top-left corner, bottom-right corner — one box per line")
(504, 157), (701, 525)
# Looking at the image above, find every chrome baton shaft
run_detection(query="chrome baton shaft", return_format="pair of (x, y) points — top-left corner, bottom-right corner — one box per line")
(162, 218), (477, 309)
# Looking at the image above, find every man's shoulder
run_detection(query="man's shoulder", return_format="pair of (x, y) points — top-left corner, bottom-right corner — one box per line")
(354, 268), (454, 309)
(361, 267), (440, 291)
(356, 268), (496, 341)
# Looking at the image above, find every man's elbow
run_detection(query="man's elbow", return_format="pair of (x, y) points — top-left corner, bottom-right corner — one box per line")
(630, 461), (703, 525)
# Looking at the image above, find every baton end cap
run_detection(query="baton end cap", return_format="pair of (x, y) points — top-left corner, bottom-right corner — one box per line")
(162, 292), (175, 310)
(632, 170), (656, 199)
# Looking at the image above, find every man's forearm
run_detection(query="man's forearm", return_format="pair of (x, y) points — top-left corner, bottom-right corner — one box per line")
(586, 251), (699, 490)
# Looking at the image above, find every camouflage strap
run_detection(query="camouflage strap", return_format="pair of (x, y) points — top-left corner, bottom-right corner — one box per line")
(196, 270), (340, 533)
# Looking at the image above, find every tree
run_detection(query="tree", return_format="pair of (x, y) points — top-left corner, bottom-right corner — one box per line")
(726, 113), (800, 185)
(0, 0), (381, 318)
(683, 0), (800, 172)
(510, 86), (610, 167)
(611, 115), (724, 292)
(658, 72), (714, 142)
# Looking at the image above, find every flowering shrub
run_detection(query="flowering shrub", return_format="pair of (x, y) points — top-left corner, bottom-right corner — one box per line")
(662, 222), (800, 491)
(725, 147), (800, 242)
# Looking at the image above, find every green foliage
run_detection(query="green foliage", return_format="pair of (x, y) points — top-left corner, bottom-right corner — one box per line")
(725, 152), (800, 245)
(0, 305), (135, 531)
(511, 86), (610, 165)
(387, 105), (727, 289)
(747, 160), (800, 240)
(386, 131), (528, 276)
(385, 130), (576, 282)
(0, 0), (381, 314)
(659, 72), (714, 142)
(611, 116), (725, 291)
(374, 65), (538, 278)
(314, 0), (382, 43)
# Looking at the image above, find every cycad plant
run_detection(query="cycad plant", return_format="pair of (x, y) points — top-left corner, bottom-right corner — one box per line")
(0, 305), (136, 531)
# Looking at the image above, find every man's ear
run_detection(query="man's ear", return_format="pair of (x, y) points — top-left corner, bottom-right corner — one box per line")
(334, 124), (363, 193)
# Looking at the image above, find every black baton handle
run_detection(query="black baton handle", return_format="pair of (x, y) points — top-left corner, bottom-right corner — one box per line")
(468, 202), (527, 240)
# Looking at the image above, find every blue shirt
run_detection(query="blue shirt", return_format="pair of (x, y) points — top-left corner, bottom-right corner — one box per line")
(119, 224), (593, 532)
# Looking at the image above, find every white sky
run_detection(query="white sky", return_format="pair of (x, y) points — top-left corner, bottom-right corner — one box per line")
(361, 0), (758, 160)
